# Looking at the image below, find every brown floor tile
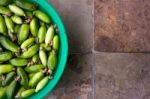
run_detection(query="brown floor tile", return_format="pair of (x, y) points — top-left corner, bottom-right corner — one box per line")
(45, 54), (94, 99)
(95, 53), (150, 99)
(49, 0), (94, 54)
(95, 0), (150, 52)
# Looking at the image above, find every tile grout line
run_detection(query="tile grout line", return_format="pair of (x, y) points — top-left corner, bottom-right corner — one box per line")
(92, 53), (96, 99)
(92, 0), (95, 99)
(93, 0), (95, 53)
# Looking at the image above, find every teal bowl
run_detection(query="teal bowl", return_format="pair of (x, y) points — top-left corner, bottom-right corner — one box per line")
(27, 0), (68, 99)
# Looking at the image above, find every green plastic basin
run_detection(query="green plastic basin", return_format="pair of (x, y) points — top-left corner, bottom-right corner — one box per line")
(27, 0), (68, 99)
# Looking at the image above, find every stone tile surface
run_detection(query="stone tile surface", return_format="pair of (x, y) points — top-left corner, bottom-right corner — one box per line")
(95, 53), (150, 99)
(44, 0), (150, 99)
(45, 54), (94, 99)
(48, 0), (94, 54)
(95, 0), (150, 52)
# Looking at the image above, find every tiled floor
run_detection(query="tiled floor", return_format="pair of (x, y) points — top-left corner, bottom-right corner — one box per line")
(45, 0), (150, 99)
(45, 0), (94, 99)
